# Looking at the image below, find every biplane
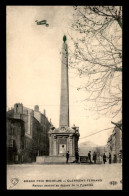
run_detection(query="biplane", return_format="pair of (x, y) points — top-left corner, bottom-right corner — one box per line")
(35, 20), (49, 27)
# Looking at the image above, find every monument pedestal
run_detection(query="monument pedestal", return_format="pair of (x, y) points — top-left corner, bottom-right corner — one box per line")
(36, 126), (79, 164)
(36, 156), (75, 164)
(48, 126), (79, 160)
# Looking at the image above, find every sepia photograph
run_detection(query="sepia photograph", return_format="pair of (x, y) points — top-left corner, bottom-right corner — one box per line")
(6, 6), (122, 190)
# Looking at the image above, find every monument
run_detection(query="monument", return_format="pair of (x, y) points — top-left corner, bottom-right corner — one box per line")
(36, 36), (80, 163)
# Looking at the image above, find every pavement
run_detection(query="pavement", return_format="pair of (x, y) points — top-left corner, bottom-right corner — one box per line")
(7, 163), (122, 190)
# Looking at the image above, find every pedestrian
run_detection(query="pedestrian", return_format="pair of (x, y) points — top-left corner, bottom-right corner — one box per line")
(75, 151), (79, 163)
(109, 153), (111, 164)
(118, 153), (122, 163)
(66, 151), (70, 163)
(113, 154), (117, 163)
(93, 152), (97, 164)
(88, 151), (92, 163)
(103, 153), (106, 164)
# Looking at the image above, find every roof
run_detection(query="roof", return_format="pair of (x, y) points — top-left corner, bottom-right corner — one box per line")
(7, 117), (24, 123)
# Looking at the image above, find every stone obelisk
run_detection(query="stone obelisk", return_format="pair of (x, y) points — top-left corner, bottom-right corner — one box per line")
(59, 35), (69, 127)
(36, 35), (80, 163)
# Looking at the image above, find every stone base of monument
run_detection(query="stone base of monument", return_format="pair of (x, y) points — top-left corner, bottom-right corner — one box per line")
(36, 156), (75, 164)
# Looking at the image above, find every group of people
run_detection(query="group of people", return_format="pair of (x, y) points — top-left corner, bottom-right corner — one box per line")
(102, 153), (112, 164)
(66, 150), (116, 164)
(88, 151), (112, 164)
(66, 150), (79, 164)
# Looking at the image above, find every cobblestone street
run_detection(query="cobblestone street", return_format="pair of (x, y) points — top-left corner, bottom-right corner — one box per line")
(7, 163), (122, 190)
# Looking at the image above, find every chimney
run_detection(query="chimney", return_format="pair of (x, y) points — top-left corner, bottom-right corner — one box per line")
(34, 105), (39, 112)
(44, 109), (46, 116)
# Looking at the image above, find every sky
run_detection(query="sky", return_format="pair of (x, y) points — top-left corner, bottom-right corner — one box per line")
(7, 6), (122, 146)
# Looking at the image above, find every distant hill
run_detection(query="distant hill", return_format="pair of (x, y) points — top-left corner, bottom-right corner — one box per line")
(78, 141), (105, 156)
(79, 141), (99, 147)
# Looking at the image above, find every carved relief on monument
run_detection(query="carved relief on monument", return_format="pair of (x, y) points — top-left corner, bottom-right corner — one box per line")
(58, 136), (62, 138)
(59, 144), (66, 154)
(58, 137), (67, 155)
(60, 127), (66, 132)
(53, 135), (57, 139)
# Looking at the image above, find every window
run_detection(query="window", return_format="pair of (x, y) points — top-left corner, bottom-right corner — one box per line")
(16, 104), (18, 113)
(26, 140), (28, 148)
(25, 140), (27, 148)
(11, 127), (14, 136)
(9, 139), (13, 147)
(25, 140), (30, 149)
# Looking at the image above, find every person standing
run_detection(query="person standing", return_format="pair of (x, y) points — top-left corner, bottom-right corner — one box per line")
(109, 153), (112, 164)
(88, 151), (92, 163)
(119, 152), (122, 163)
(93, 152), (97, 164)
(66, 151), (70, 163)
(113, 154), (117, 163)
(103, 153), (107, 164)
(75, 151), (79, 163)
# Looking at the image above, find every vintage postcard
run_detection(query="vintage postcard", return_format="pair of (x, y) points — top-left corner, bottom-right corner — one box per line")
(6, 6), (122, 190)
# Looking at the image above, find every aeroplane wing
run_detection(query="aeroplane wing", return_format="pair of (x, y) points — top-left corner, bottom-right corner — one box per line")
(40, 20), (47, 23)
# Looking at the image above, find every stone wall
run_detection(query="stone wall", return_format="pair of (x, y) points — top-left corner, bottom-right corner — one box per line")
(36, 156), (75, 163)
(7, 118), (25, 163)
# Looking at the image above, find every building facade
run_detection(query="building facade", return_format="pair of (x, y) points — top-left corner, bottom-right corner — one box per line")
(106, 120), (122, 163)
(7, 103), (51, 163)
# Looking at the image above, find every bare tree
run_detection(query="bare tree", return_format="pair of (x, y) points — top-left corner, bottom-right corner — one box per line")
(69, 6), (122, 118)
